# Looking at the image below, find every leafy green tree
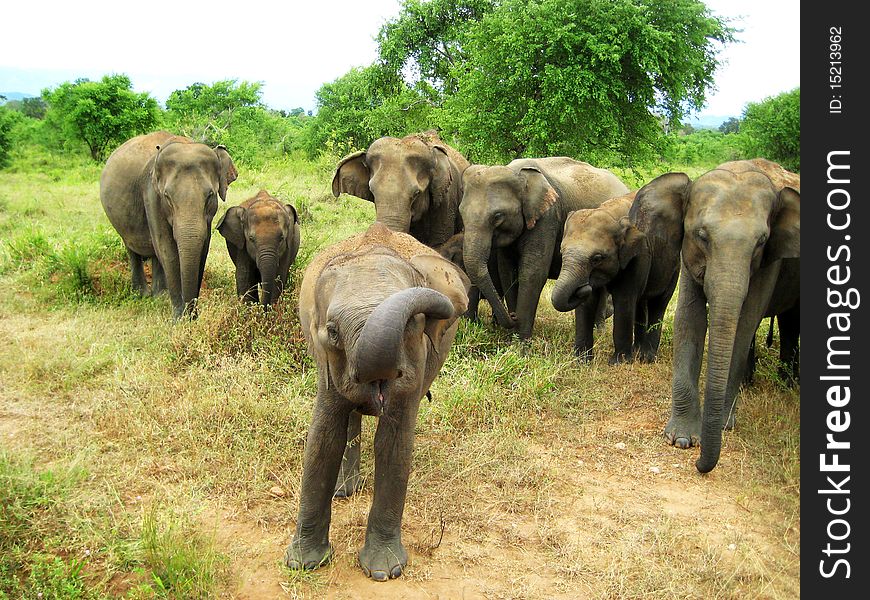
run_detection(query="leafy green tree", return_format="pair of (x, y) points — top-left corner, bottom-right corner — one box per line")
(302, 66), (434, 158)
(444, 0), (734, 164)
(740, 87), (799, 171)
(164, 80), (262, 140)
(0, 106), (20, 167)
(3, 97), (48, 119)
(163, 80), (302, 165)
(377, 0), (498, 97)
(718, 116), (740, 134)
(42, 74), (160, 161)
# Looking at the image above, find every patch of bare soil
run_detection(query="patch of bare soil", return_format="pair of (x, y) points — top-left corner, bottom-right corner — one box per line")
(208, 408), (798, 599)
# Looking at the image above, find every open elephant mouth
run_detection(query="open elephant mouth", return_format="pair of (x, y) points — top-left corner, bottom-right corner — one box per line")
(359, 379), (389, 416)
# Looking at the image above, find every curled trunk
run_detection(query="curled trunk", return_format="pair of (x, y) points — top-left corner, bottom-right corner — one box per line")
(551, 256), (593, 312)
(355, 287), (454, 384)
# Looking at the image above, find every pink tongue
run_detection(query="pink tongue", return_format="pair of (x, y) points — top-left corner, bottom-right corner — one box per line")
(378, 392), (384, 402)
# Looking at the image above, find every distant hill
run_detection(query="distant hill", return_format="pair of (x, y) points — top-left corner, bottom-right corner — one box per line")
(0, 91), (37, 104)
(685, 114), (734, 130)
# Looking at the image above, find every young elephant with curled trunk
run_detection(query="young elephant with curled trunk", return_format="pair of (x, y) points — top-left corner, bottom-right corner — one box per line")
(652, 159), (800, 473)
(460, 157), (629, 341)
(100, 131), (237, 319)
(285, 223), (470, 581)
(551, 189), (679, 363)
(216, 190), (301, 308)
(332, 130), (469, 247)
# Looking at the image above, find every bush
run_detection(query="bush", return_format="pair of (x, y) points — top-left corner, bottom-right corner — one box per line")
(740, 88), (800, 171)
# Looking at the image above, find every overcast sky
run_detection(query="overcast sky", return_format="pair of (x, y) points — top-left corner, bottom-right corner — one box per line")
(1, 0), (798, 120)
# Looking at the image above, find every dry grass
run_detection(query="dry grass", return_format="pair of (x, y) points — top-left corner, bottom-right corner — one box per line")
(0, 150), (799, 599)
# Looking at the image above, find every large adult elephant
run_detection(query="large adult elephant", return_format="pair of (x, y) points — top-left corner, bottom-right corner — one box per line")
(331, 130), (469, 247)
(651, 159), (800, 473)
(100, 131), (237, 319)
(460, 157), (629, 340)
(285, 223), (470, 581)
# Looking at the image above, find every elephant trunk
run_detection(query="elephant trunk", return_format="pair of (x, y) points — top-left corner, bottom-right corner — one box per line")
(551, 255), (593, 312)
(176, 224), (208, 318)
(355, 287), (454, 387)
(463, 231), (515, 329)
(257, 251), (280, 307)
(374, 203), (413, 234)
(696, 264), (750, 473)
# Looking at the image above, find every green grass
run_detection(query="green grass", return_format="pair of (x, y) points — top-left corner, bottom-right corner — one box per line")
(0, 146), (801, 599)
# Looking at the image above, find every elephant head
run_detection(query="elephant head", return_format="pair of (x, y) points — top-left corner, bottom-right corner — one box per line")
(650, 164), (800, 472)
(458, 163), (559, 328)
(216, 190), (300, 307)
(331, 132), (467, 246)
(551, 194), (644, 312)
(303, 231), (470, 415)
(150, 139), (237, 317)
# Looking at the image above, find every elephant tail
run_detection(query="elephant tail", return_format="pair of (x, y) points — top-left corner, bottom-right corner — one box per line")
(766, 316), (775, 348)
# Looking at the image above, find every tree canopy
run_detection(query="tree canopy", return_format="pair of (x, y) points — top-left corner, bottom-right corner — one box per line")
(740, 87), (800, 171)
(42, 74), (160, 161)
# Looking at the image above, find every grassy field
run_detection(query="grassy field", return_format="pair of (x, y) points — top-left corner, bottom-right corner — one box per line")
(0, 148), (799, 599)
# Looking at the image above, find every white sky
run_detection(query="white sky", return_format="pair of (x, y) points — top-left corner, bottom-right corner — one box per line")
(1, 0), (798, 119)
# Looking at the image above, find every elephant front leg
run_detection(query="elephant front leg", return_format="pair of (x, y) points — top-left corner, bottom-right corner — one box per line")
(665, 267), (707, 448)
(285, 387), (351, 571)
(573, 290), (601, 361)
(127, 249), (147, 295)
(636, 287), (673, 363)
(359, 397), (421, 581)
(334, 410), (362, 498)
(151, 258), (167, 296)
(609, 283), (640, 364)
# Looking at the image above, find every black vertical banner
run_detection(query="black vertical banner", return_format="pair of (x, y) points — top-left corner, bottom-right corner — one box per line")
(802, 4), (869, 596)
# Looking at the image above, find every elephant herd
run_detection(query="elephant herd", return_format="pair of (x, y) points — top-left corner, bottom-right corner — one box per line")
(99, 129), (800, 582)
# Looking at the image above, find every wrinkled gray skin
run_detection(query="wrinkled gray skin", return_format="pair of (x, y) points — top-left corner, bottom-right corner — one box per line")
(551, 189), (679, 363)
(460, 157), (629, 340)
(216, 190), (301, 308)
(332, 131), (469, 247)
(433, 231), (506, 322)
(100, 131), (237, 319)
(285, 223), (469, 581)
(655, 160), (800, 473)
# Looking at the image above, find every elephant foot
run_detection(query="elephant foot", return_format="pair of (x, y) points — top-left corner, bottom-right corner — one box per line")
(359, 536), (408, 581)
(609, 351), (632, 365)
(574, 346), (593, 363)
(634, 348), (657, 363)
(284, 538), (334, 571)
(334, 472), (362, 499)
(664, 414), (701, 449)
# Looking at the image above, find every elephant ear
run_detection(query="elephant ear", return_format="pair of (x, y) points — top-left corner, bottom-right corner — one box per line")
(214, 145), (238, 202)
(630, 172), (690, 245)
(216, 205), (246, 248)
(284, 203), (299, 224)
(332, 151), (374, 201)
(518, 166), (559, 230)
(617, 216), (647, 270)
(428, 145), (453, 210)
(409, 254), (471, 343)
(763, 186), (800, 265)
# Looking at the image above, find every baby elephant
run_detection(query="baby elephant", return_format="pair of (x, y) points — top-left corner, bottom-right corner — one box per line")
(285, 222), (470, 581)
(216, 190), (301, 307)
(552, 189), (679, 363)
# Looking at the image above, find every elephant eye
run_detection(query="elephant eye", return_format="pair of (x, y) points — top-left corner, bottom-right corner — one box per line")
(695, 228), (709, 243)
(326, 322), (340, 346)
(756, 234), (768, 247)
(248, 234), (256, 242)
(592, 253), (604, 264)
